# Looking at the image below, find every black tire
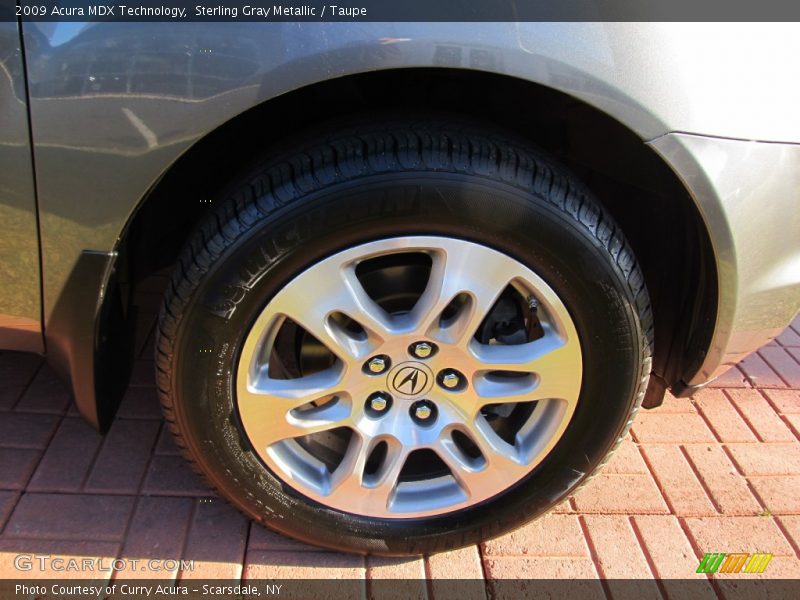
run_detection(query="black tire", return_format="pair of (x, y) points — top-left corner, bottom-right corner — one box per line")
(156, 117), (653, 555)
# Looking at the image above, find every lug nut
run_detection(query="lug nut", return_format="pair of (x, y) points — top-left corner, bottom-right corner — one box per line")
(441, 372), (460, 389)
(368, 357), (386, 373)
(365, 355), (390, 374)
(409, 341), (437, 359)
(415, 404), (432, 419)
(438, 369), (465, 391)
(410, 400), (437, 424)
(367, 392), (392, 415)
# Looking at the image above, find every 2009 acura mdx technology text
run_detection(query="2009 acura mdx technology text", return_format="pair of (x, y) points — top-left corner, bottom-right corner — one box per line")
(1, 20), (798, 554)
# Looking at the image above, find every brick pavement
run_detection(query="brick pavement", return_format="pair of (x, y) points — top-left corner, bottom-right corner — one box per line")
(1, 315), (799, 593)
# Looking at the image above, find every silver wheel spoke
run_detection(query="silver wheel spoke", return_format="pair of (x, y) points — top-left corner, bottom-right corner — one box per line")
(328, 436), (407, 511)
(362, 443), (408, 509)
(470, 419), (529, 473)
(253, 366), (344, 400)
(327, 433), (371, 495)
(409, 246), (518, 344)
(472, 373), (540, 405)
(239, 367), (352, 447)
(240, 393), (351, 447)
(470, 324), (581, 405)
(338, 267), (397, 339)
(435, 425), (528, 497)
(434, 441), (482, 496)
(266, 262), (393, 362)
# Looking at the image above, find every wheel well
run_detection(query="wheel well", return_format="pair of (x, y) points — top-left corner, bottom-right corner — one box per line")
(120, 68), (717, 407)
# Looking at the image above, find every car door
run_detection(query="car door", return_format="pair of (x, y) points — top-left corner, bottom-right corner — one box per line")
(0, 7), (42, 352)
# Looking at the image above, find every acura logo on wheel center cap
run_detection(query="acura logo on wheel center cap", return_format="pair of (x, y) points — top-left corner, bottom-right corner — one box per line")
(388, 363), (433, 398)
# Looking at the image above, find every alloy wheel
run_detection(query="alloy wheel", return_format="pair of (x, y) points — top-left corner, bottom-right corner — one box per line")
(235, 236), (583, 518)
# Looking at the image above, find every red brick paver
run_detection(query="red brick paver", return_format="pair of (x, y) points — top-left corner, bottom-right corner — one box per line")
(1, 314), (799, 589)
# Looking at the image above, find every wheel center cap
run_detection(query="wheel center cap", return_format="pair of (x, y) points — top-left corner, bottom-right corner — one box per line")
(387, 362), (434, 399)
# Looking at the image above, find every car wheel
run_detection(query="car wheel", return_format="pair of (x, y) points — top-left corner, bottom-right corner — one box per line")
(156, 118), (653, 555)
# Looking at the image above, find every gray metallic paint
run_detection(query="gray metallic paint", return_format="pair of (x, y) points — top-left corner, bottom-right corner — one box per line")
(649, 133), (800, 383)
(3, 21), (800, 395)
(0, 20), (42, 352)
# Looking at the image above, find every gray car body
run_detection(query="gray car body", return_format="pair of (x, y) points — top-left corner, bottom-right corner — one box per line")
(1, 21), (799, 426)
